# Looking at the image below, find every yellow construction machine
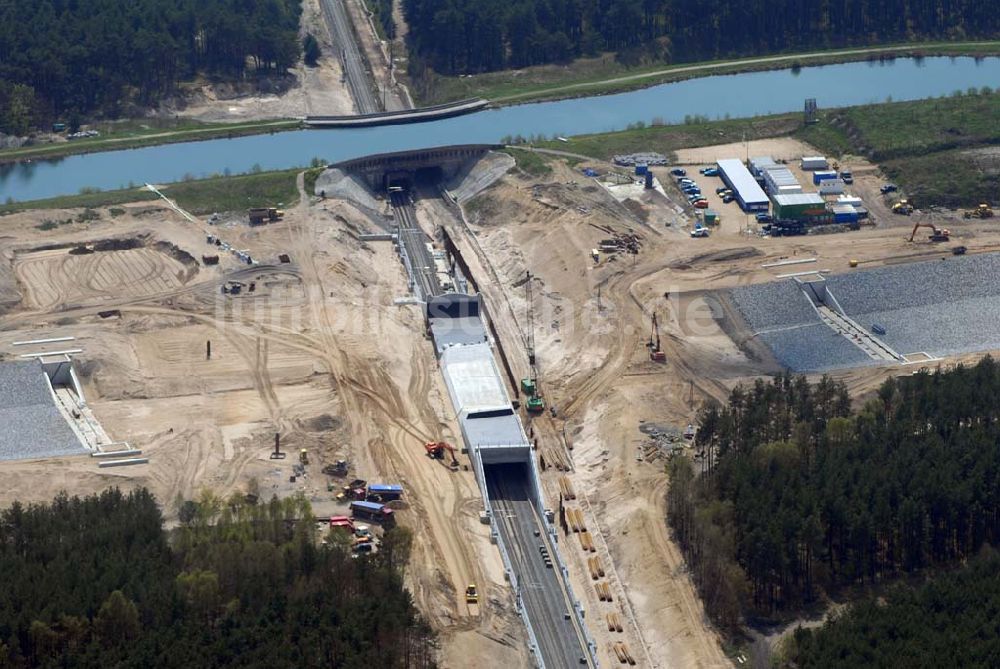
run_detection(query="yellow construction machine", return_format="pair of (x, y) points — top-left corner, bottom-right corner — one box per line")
(964, 203), (994, 219)
(892, 199), (914, 215)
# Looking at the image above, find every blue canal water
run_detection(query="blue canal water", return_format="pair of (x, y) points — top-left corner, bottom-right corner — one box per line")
(2, 56), (998, 202)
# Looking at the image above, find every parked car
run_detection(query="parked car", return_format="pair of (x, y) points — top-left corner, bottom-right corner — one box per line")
(691, 225), (710, 238)
(722, 194), (735, 203)
(880, 183), (898, 194)
(682, 186), (701, 194)
(678, 178), (695, 185)
(670, 168), (687, 177)
(715, 186), (730, 195)
(756, 212), (773, 223)
(694, 199), (709, 208)
(688, 193), (703, 202)
(701, 167), (719, 177)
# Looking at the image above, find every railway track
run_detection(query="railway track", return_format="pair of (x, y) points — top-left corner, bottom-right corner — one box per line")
(319, 0), (381, 114)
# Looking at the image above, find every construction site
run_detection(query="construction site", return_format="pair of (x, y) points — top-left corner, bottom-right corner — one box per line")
(3, 125), (1000, 667)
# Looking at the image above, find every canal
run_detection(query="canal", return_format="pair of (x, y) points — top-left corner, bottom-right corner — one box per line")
(1, 56), (997, 202)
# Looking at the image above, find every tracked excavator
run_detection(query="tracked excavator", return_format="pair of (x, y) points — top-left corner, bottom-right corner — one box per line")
(648, 313), (666, 362)
(425, 441), (460, 471)
(908, 222), (950, 242)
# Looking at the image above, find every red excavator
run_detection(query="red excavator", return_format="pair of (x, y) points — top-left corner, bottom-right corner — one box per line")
(648, 313), (666, 362)
(909, 222), (950, 242)
(425, 442), (460, 471)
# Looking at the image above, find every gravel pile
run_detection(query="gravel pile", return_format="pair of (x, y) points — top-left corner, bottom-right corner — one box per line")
(0, 361), (87, 461)
(759, 323), (874, 372)
(729, 280), (820, 331)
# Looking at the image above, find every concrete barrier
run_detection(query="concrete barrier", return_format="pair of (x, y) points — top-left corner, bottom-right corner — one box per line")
(97, 458), (149, 468)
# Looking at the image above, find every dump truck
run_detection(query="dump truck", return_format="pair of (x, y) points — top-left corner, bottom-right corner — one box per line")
(248, 207), (284, 225)
(366, 483), (404, 502)
(350, 500), (396, 526)
(963, 203), (994, 219)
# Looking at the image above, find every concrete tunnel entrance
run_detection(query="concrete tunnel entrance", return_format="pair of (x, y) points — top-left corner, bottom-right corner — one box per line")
(332, 144), (501, 193)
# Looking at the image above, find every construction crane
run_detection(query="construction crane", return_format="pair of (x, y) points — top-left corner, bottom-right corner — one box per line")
(908, 222), (950, 242)
(648, 313), (666, 362)
(425, 441), (459, 471)
(520, 271), (545, 413)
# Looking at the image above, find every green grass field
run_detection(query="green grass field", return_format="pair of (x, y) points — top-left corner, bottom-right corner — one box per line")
(797, 90), (1000, 206)
(534, 114), (801, 162)
(0, 169), (304, 216)
(160, 170), (302, 215)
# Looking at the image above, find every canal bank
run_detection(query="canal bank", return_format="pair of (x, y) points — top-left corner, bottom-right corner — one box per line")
(2, 56), (998, 203)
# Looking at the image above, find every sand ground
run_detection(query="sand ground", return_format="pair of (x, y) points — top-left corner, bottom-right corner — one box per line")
(0, 139), (993, 667)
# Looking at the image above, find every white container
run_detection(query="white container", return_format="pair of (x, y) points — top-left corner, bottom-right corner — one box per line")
(819, 179), (846, 194)
(801, 156), (829, 170)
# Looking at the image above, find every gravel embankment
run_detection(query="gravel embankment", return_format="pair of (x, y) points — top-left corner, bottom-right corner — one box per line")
(0, 361), (87, 460)
(729, 253), (1000, 372)
(759, 323), (874, 372)
(827, 254), (1000, 357)
(729, 280), (820, 331)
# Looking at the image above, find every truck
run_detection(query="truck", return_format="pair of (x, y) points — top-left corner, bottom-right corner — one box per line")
(248, 207), (284, 225)
(328, 515), (355, 532)
(839, 170), (853, 184)
(366, 483), (404, 502)
(350, 501), (396, 526)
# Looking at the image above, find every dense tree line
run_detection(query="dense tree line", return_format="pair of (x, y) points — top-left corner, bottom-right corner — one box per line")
(369, 0), (397, 40)
(786, 550), (1000, 668)
(669, 358), (1000, 630)
(402, 0), (1000, 74)
(0, 488), (435, 668)
(0, 1), (303, 134)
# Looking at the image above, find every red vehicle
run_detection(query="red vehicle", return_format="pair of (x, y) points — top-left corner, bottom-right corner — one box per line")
(694, 199), (709, 209)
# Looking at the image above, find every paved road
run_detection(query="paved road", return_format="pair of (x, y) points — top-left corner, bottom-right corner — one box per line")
(319, 0), (380, 114)
(391, 191), (440, 300)
(486, 463), (593, 668)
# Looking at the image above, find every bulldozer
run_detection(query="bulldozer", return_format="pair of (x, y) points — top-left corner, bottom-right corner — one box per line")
(909, 222), (950, 243)
(322, 460), (349, 477)
(963, 203), (995, 219)
(425, 441), (460, 471)
(892, 199), (914, 215)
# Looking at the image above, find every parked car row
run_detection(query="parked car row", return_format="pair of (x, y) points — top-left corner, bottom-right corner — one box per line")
(674, 172), (708, 208)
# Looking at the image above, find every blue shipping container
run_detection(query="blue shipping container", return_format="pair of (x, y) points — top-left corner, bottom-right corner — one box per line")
(368, 484), (404, 495)
(635, 164), (648, 175)
(812, 171), (838, 185)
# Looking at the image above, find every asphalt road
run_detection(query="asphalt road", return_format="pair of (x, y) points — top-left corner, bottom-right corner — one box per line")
(486, 463), (593, 668)
(319, 0), (381, 114)
(391, 191), (440, 300)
